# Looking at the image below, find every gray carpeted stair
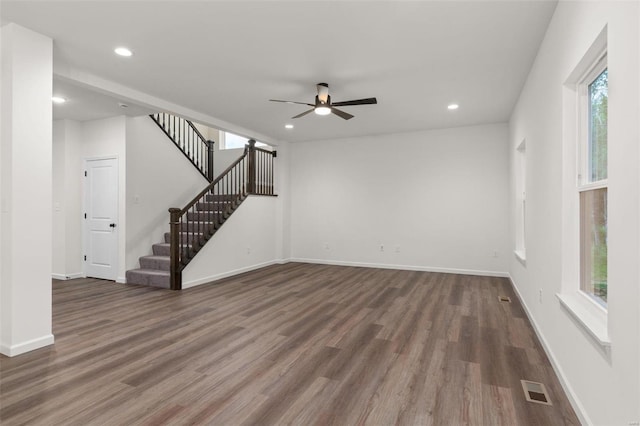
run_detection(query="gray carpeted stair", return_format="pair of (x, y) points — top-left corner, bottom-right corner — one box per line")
(125, 193), (241, 290)
(126, 268), (170, 288)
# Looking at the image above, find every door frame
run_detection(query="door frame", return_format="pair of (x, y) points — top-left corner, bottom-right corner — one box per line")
(82, 155), (120, 281)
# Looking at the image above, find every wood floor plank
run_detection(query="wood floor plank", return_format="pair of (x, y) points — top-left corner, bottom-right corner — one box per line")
(0, 263), (580, 426)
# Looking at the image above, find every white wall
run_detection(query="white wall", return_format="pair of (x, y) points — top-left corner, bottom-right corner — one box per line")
(0, 24), (54, 356)
(52, 122), (66, 276)
(508, 2), (639, 424)
(289, 124), (510, 276)
(182, 196), (281, 288)
(214, 147), (245, 177)
(52, 120), (83, 279)
(125, 115), (207, 270)
(81, 116), (127, 281)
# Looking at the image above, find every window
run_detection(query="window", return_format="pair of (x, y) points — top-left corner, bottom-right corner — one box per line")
(578, 58), (608, 307)
(220, 132), (269, 150)
(558, 29), (609, 346)
(515, 139), (526, 264)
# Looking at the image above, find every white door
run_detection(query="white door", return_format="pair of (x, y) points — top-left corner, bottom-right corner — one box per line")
(84, 158), (118, 280)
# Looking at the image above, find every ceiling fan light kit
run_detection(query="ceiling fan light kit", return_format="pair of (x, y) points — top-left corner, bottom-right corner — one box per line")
(270, 83), (377, 120)
(314, 106), (331, 116)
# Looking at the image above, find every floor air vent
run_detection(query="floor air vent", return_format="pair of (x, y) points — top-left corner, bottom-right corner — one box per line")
(498, 296), (512, 303)
(521, 380), (552, 405)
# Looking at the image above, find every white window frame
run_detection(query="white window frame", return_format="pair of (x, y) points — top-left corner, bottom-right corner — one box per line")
(220, 131), (269, 150)
(557, 27), (610, 348)
(576, 54), (608, 309)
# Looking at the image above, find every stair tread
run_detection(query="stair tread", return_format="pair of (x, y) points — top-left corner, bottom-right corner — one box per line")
(140, 255), (170, 260)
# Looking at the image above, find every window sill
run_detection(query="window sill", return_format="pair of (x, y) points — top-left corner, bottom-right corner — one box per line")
(514, 250), (527, 266)
(556, 292), (610, 347)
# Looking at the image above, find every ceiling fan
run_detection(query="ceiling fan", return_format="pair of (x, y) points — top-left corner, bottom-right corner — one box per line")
(270, 83), (377, 120)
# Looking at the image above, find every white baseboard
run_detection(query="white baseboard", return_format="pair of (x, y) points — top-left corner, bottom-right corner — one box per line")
(182, 260), (284, 289)
(0, 334), (55, 357)
(507, 274), (591, 426)
(289, 257), (509, 278)
(52, 272), (85, 280)
(116, 276), (127, 284)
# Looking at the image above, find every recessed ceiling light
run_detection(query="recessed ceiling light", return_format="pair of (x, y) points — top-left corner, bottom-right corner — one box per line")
(52, 96), (66, 104)
(114, 47), (133, 57)
(285, 124), (294, 129)
(448, 103), (459, 110)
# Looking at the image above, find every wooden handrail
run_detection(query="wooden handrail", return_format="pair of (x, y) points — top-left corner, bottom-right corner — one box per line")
(185, 119), (207, 143)
(150, 113), (214, 182)
(175, 146), (249, 217)
(167, 140), (276, 290)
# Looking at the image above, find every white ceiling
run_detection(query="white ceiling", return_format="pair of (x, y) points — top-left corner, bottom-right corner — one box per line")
(52, 78), (156, 122)
(2, 1), (557, 143)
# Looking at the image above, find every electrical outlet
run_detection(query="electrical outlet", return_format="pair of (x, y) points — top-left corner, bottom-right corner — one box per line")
(539, 289), (543, 303)
(493, 250), (499, 258)
(380, 244), (384, 252)
(246, 247), (251, 255)
(324, 243), (330, 250)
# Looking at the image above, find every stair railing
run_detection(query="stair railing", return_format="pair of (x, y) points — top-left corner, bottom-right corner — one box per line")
(151, 113), (215, 181)
(168, 140), (277, 290)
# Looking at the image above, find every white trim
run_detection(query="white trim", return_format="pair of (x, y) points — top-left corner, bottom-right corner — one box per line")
(182, 260), (285, 289)
(514, 250), (527, 266)
(181, 259), (508, 288)
(577, 180), (608, 192)
(0, 334), (55, 357)
(508, 275), (591, 426)
(116, 276), (127, 284)
(53, 70), (279, 147)
(289, 258), (509, 278)
(556, 292), (610, 347)
(52, 272), (85, 280)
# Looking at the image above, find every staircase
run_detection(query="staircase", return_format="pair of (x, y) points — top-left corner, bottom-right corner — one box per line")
(125, 114), (276, 290)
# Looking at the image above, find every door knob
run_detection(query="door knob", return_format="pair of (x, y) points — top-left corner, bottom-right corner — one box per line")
(109, 223), (117, 228)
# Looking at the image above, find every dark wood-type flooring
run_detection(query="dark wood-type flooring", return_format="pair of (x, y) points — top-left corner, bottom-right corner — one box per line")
(0, 263), (579, 425)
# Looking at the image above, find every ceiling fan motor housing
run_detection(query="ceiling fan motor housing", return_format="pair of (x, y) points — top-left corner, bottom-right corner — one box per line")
(317, 83), (330, 103)
(315, 94), (331, 107)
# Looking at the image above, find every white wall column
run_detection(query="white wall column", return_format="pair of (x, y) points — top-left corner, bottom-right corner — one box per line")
(0, 24), (54, 356)
(52, 119), (83, 280)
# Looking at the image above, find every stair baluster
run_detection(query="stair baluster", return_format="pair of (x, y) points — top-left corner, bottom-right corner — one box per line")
(150, 113), (213, 182)
(126, 118), (277, 290)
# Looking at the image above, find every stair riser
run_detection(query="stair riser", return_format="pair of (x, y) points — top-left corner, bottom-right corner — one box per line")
(153, 243), (193, 257)
(196, 202), (232, 212)
(187, 211), (225, 221)
(180, 221), (217, 232)
(165, 232), (207, 244)
(125, 271), (170, 289)
(140, 257), (170, 271)
(152, 244), (170, 256)
(205, 194), (239, 202)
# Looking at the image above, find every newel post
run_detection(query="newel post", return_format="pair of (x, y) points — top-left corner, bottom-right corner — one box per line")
(207, 139), (215, 181)
(169, 208), (182, 290)
(247, 139), (256, 194)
